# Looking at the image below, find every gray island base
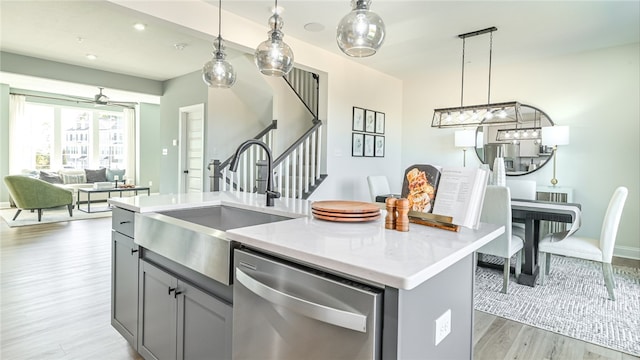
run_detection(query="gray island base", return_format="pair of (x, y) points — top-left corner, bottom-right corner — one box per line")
(108, 192), (502, 360)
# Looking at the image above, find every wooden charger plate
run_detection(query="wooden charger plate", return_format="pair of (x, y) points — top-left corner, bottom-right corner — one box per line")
(312, 212), (381, 223)
(312, 208), (380, 218)
(311, 200), (380, 214)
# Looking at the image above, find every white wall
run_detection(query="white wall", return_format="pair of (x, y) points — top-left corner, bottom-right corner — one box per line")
(403, 43), (640, 259)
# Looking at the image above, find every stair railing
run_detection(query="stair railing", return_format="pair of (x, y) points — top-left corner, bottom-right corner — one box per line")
(284, 68), (319, 119)
(272, 119), (323, 199)
(210, 120), (277, 192)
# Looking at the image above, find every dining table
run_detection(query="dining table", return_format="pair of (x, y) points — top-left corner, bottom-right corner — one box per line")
(510, 199), (582, 286)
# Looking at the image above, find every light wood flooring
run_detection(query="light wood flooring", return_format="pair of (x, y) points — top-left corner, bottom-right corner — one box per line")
(1, 217), (637, 360)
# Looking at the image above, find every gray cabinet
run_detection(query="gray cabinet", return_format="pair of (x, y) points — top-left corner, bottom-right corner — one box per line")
(177, 282), (232, 360)
(138, 260), (233, 360)
(138, 261), (178, 360)
(111, 207), (139, 349)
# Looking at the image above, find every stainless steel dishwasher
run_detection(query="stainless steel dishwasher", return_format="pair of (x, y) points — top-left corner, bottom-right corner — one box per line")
(233, 248), (383, 360)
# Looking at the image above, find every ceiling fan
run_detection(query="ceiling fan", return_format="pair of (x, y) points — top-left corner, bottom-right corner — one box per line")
(68, 87), (138, 108)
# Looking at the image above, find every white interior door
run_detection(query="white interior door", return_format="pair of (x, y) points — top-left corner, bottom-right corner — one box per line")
(178, 104), (205, 193)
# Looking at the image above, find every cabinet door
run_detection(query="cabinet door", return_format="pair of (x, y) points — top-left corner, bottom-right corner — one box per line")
(139, 261), (178, 360)
(111, 231), (139, 348)
(177, 281), (233, 360)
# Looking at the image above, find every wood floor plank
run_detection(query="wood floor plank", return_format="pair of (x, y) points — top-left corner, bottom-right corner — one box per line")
(1, 216), (637, 359)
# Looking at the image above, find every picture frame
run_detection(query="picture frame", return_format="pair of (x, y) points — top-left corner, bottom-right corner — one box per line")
(352, 133), (364, 157)
(375, 112), (385, 134)
(364, 134), (375, 157)
(374, 135), (385, 157)
(352, 107), (365, 132)
(365, 110), (376, 133)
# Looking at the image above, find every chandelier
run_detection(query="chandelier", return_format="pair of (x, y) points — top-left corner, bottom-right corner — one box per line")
(432, 27), (523, 128)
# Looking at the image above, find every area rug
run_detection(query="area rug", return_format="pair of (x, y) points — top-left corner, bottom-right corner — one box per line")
(0, 206), (111, 227)
(474, 255), (640, 356)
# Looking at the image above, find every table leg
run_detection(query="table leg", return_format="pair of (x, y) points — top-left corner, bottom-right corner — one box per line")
(87, 192), (91, 213)
(517, 218), (540, 287)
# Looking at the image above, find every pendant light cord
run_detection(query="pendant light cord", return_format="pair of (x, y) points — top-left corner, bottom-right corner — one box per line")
(460, 37), (466, 107)
(487, 31), (493, 104)
(217, 0), (222, 50)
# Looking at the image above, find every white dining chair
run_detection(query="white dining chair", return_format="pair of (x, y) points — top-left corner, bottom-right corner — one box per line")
(538, 186), (628, 300)
(366, 175), (391, 202)
(476, 185), (524, 294)
(506, 179), (537, 240)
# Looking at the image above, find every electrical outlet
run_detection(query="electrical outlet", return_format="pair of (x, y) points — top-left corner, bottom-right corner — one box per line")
(148, 181), (153, 187)
(162, 148), (168, 155)
(434, 309), (451, 346)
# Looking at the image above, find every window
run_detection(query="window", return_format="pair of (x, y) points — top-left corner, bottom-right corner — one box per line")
(22, 102), (127, 171)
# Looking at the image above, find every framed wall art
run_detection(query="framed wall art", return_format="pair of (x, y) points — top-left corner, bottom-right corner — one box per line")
(352, 107), (365, 132)
(374, 136), (385, 157)
(375, 112), (385, 134)
(365, 110), (376, 133)
(352, 133), (364, 157)
(364, 134), (375, 157)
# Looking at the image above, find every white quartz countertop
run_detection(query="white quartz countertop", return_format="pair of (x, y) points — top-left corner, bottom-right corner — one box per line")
(109, 192), (503, 290)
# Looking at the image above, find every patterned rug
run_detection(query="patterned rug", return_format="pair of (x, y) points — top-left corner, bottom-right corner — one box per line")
(0, 206), (111, 227)
(475, 255), (640, 356)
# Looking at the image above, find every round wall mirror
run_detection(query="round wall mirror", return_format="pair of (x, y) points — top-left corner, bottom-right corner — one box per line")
(475, 104), (554, 176)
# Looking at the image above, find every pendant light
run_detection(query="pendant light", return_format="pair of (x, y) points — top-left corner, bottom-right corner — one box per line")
(202, 0), (236, 88)
(336, 0), (386, 57)
(254, 0), (294, 76)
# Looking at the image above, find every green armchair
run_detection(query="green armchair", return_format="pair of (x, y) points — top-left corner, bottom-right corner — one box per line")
(3, 175), (74, 222)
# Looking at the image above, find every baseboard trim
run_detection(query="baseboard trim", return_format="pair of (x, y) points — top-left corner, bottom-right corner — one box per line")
(614, 245), (640, 261)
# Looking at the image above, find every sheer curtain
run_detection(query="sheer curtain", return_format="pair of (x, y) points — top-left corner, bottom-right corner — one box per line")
(8, 95), (30, 174)
(123, 107), (136, 185)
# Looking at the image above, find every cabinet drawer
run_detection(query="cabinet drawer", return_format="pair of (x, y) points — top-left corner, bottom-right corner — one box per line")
(112, 207), (135, 237)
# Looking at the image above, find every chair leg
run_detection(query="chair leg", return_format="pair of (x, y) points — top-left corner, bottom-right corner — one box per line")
(67, 204), (73, 217)
(539, 252), (546, 285)
(545, 253), (551, 275)
(603, 263), (616, 301)
(12, 209), (22, 221)
(515, 251), (522, 278)
(37, 209), (43, 222)
(501, 257), (511, 294)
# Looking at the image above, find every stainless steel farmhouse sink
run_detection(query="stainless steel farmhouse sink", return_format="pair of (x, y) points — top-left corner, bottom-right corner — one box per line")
(135, 206), (292, 285)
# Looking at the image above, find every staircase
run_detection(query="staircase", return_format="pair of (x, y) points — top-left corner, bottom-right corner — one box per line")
(210, 67), (326, 199)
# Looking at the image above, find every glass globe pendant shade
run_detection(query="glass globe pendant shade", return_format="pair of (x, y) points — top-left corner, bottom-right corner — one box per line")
(203, 37), (236, 88)
(255, 14), (294, 76)
(336, 0), (385, 57)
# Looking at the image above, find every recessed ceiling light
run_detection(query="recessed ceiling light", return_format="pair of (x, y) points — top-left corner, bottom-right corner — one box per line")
(174, 43), (187, 51)
(86, 54), (97, 60)
(133, 23), (146, 31)
(304, 22), (325, 32)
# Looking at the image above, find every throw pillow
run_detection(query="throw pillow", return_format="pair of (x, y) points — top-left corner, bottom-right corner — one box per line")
(39, 171), (63, 184)
(106, 168), (126, 182)
(85, 168), (107, 183)
(62, 173), (86, 184)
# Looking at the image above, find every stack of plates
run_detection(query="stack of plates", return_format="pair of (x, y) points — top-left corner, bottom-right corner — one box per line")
(311, 200), (381, 222)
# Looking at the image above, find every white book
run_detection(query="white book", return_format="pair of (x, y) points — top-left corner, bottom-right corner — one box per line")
(431, 167), (489, 229)
(401, 165), (489, 229)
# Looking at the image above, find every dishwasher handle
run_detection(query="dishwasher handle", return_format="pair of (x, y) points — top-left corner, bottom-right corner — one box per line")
(236, 268), (367, 333)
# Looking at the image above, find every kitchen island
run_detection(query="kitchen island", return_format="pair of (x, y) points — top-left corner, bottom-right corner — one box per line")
(108, 191), (503, 359)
